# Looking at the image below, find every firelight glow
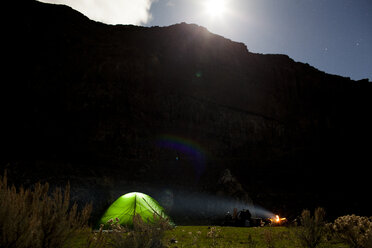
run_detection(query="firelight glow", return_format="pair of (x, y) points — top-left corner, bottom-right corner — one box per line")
(269, 214), (287, 225)
(204, 0), (227, 18)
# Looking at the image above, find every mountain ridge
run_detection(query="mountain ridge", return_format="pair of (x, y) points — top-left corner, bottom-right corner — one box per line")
(3, 0), (372, 222)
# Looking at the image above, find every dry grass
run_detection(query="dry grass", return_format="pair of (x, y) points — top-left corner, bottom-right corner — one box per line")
(293, 207), (327, 248)
(85, 214), (172, 248)
(0, 171), (91, 248)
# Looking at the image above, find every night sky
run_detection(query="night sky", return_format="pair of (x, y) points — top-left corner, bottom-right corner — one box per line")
(39, 0), (372, 81)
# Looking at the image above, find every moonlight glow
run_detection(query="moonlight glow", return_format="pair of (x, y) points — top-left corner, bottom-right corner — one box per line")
(204, 0), (227, 18)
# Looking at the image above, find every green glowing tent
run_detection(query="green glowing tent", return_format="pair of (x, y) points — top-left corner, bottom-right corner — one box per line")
(99, 192), (170, 226)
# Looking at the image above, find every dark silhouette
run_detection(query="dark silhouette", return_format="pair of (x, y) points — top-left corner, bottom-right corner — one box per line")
(237, 209), (252, 227)
(3, 0), (372, 222)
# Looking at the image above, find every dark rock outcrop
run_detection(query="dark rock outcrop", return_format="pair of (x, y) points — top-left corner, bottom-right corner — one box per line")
(3, 1), (371, 221)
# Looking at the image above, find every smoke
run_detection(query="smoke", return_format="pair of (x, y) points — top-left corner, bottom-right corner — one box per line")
(156, 189), (275, 222)
(37, 0), (155, 25)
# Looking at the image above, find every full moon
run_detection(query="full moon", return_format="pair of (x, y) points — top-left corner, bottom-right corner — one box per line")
(204, 0), (227, 18)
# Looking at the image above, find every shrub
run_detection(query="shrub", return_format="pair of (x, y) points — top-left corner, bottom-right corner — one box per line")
(294, 207), (326, 248)
(331, 214), (372, 248)
(96, 214), (172, 248)
(0, 171), (91, 248)
(85, 225), (107, 248)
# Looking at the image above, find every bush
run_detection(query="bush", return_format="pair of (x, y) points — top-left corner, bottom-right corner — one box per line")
(294, 207), (326, 248)
(331, 214), (372, 248)
(88, 214), (172, 248)
(0, 171), (91, 248)
(111, 214), (170, 248)
(86, 226), (107, 248)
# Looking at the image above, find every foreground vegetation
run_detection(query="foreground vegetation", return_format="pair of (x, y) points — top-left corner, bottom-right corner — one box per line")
(162, 225), (347, 248)
(66, 223), (362, 248)
(0, 171), (91, 248)
(1, 172), (371, 248)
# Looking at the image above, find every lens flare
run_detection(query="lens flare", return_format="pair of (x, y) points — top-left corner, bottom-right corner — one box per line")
(156, 134), (207, 179)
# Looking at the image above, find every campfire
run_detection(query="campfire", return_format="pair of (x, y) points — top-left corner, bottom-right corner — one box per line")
(269, 215), (287, 225)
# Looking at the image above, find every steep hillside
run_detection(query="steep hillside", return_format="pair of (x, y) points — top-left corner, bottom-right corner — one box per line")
(3, 1), (371, 222)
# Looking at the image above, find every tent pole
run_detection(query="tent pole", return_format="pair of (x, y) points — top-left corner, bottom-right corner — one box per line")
(142, 197), (162, 218)
(133, 194), (137, 222)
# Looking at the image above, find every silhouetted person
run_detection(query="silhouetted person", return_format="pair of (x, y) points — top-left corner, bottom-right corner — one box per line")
(225, 211), (232, 221)
(237, 209), (252, 227)
(223, 211), (233, 226)
(233, 208), (238, 219)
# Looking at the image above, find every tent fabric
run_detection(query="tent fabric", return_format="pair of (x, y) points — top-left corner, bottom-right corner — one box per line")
(99, 192), (169, 226)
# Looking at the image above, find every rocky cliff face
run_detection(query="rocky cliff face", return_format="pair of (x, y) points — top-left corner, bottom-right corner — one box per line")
(3, 1), (371, 221)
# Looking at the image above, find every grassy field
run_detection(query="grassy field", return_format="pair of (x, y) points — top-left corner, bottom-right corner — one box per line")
(162, 226), (348, 248)
(66, 226), (348, 248)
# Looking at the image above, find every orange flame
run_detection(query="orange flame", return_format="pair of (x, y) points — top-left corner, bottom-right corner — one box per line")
(270, 214), (287, 225)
